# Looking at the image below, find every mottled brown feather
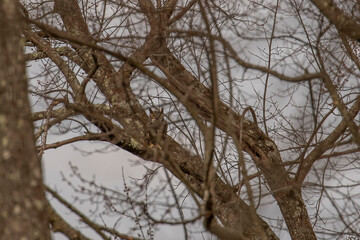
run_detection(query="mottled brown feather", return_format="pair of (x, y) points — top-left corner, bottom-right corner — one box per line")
(146, 108), (167, 145)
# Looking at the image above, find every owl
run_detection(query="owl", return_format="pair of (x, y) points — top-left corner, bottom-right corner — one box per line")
(146, 108), (168, 146)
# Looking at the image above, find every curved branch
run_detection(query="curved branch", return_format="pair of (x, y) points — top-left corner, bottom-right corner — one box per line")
(309, 0), (360, 41)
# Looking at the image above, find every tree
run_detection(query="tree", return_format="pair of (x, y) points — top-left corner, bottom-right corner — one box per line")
(12, 0), (360, 239)
(0, 1), (50, 239)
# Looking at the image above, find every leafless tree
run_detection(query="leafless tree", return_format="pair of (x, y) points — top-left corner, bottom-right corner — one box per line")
(5, 0), (360, 239)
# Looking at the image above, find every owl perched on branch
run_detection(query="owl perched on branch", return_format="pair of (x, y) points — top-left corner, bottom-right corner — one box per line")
(146, 108), (168, 147)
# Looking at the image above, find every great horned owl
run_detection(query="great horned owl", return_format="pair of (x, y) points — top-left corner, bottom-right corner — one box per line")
(146, 108), (168, 146)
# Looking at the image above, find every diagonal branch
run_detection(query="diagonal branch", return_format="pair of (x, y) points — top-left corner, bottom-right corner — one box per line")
(151, 47), (316, 239)
(47, 186), (142, 240)
(320, 70), (360, 147)
(295, 94), (360, 183)
(47, 205), (92, 240)
(309, 0), (360, 41)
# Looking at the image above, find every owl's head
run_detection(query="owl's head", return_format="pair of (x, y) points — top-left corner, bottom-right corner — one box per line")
(149, 108), (164, 121)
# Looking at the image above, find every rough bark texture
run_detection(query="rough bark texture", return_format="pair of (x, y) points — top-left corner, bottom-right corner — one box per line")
(0, 1), (50, 239)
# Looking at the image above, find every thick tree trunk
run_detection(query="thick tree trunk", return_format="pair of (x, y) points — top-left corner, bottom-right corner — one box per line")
(0, 1), (50, 239)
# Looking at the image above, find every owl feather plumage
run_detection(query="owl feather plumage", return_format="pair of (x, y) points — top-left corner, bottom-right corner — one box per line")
(146, 108), (167, 145)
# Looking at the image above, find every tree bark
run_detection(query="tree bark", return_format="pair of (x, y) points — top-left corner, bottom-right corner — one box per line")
(0, 1), (50, 239)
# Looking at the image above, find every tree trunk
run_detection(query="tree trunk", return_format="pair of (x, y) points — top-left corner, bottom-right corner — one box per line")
(0, 1), (50, 239)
